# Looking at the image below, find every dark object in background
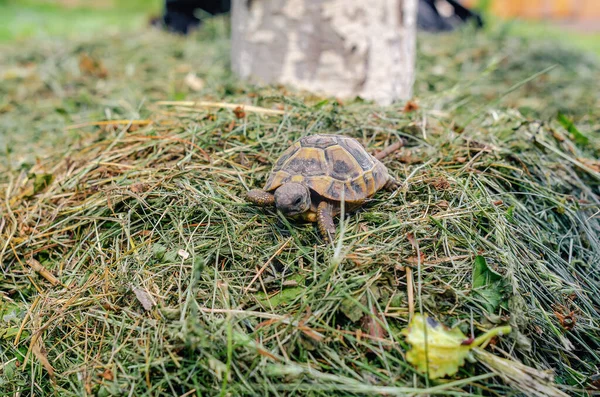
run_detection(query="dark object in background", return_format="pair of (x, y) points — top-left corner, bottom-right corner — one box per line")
(161, 0), (231, 34)
(418, 0), (483, 32)
(159, 0), (482, 35)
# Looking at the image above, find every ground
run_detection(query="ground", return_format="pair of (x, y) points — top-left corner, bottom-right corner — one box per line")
(1, 2), (600, 396)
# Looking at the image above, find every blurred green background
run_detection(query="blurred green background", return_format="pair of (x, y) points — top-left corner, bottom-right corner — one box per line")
(0, 0), (162, 42)
(0, 0), (599, 57)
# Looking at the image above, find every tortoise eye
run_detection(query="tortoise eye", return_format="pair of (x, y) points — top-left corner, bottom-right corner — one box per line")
(294, 197), (302, 206)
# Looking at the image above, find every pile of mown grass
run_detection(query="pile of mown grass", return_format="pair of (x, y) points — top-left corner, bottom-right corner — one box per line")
(1, 21), (599, 396)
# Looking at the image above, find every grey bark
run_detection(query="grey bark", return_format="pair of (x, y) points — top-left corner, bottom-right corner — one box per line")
(231, 0), (417, 105)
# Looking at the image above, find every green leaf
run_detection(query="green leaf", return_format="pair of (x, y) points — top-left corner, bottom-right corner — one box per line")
(313, 99), (329, 108)
(340, 286), (385, 323)
(151, 243), (167, 260)
(477, 289), (504, 312)
(340, 296), (364, 322)
(0, 302), (28, 340)
(472, 256), (501, 289)
(3, 359), (17, 381)
(506, 206), (515, 223)
(472, 256), (505, 313)
(54, 107), (68, 115)
(30, 173), (54, 194)
(172, 91), (186, 101)
(254, 275), (305, 308)
(2, 328), (29, 341)
(557, 112), (589, 146)
(255, 287), (304, 308)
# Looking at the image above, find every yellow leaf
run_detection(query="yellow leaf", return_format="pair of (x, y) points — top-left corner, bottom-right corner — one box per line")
(401, 314), (512, 379)
(401, 314), (471, 379)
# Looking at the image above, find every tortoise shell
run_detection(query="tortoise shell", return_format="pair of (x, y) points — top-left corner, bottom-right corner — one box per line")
(264, 134), (389, 203)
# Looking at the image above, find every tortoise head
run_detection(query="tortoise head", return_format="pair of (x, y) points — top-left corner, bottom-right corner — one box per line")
(274, 183), (311, 216)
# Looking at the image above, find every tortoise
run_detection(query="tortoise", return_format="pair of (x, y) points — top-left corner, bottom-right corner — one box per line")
(246, 134), (399, 242)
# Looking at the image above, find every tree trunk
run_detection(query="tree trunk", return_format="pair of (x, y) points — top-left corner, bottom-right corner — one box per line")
(231, 0), (417, 105)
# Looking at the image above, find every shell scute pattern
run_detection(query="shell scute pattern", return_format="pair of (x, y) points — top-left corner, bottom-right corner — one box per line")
(350, 178), (367, 196)
(301, 135), (338, 148)
(264, 135), (389, 203)
(283, 147), (327, 177)
(338, 138), (374, 171)
(272, 142), (301, 171)
(325, 145), (362, 180)
(264, 170), (287, 190)
(363, 171), (376, 193)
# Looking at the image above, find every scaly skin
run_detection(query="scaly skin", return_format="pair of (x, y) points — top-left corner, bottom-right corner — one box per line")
(246, 189), (275, 206)
(384, 177), (400, 191)
(317, 201), (335, 243)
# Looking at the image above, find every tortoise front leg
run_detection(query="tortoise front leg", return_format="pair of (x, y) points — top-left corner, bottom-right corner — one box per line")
(317, 201), (336, 243)
(246, 189), (275, 206)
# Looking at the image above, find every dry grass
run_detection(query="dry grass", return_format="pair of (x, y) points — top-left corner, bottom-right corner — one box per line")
(1, 20), (599, 396)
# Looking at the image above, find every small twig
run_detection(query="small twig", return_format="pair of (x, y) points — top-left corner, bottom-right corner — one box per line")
(200, 308), (286, 320)
(25, 258), (60, 286)
(473, 325), (512, 348)
(65, 119), (153, 130)
(406, 267), (414, 320)
(243, 237), (292, 294)
(156, 100), (285, 115)
(374, 139), (405, 160)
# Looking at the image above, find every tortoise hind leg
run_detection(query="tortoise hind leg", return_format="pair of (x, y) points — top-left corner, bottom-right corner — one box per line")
(317, 201), (336, 243)
(246, 189), (275, 206)
(384, 177), (400, 191)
